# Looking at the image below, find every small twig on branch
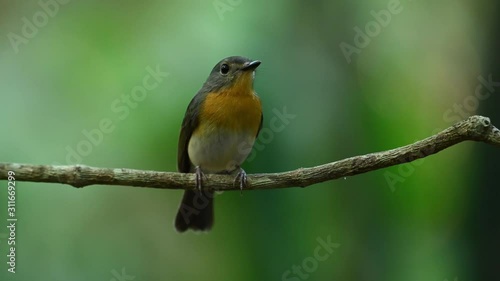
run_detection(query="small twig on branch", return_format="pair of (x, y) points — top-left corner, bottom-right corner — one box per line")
(1, 115), (499, 191)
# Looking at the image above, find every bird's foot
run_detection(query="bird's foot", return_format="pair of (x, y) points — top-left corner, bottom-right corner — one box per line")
(194, 166), (206, 193)
(233, 167), (247, 195)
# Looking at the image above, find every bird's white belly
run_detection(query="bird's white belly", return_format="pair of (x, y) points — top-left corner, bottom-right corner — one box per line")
(188, 129), (256, 173)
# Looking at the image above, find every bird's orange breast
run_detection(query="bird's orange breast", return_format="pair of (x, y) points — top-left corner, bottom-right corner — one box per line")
(198, 89), (262, 135)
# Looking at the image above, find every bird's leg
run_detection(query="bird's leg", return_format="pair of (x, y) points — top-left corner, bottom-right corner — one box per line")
(233, 167), (248, 195)
(194, 166), (205, 193)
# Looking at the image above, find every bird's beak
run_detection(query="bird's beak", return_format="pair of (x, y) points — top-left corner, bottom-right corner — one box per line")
(241, 60), (261, 71)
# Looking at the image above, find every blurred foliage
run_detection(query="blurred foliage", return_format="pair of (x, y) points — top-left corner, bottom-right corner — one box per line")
(0, 0), (499, 280)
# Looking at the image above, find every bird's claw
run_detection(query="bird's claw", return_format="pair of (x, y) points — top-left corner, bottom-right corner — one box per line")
(195, 166), (206, 193)
(234, 168), (247, 195)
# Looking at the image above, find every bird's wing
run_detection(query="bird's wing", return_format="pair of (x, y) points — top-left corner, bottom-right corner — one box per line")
(256, 112), (263, 138)
(177, 93), (204, 173)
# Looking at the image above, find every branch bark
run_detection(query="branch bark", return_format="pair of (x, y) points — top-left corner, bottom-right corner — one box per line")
(1, 115), (499, 191)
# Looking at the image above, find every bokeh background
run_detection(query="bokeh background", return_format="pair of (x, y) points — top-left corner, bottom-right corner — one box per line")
(0, 0), (499, 280)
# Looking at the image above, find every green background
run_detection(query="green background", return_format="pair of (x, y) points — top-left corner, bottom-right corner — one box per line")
(0, 0), (499, 280)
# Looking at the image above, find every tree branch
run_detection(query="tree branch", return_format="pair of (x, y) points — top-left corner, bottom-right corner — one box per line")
(1, 115), (499, 191)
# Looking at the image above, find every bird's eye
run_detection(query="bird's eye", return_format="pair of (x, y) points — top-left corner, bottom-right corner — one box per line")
(220, 63), (230, 75)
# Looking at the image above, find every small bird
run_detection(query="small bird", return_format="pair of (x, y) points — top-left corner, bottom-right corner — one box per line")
(174, 56), (263, 232)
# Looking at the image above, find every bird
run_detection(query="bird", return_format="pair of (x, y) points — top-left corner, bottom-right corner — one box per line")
(174, 56), (263, 232)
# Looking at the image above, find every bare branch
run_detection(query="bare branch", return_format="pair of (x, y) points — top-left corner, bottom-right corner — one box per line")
(1, 115), (499, 191)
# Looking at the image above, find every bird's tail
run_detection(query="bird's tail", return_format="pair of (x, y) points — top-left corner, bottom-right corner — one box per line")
(175, 190), (214, 232)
